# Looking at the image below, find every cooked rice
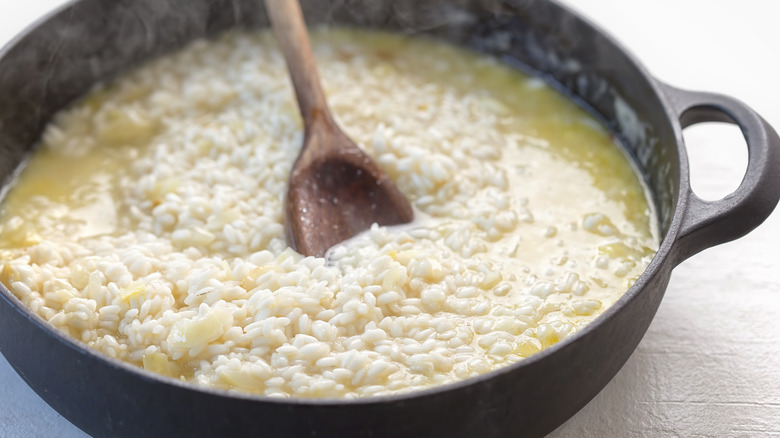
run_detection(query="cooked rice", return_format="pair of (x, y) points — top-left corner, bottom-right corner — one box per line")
(0, 29), (657, 398)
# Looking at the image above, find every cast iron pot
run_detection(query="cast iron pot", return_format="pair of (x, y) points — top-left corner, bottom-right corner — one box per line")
(1, 0), (778, 437)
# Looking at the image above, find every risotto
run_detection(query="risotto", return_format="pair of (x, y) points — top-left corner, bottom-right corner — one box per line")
(0, 29), (657, 398)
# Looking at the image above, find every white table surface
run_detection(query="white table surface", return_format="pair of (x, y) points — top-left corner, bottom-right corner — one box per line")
(1, 1), (778, 437)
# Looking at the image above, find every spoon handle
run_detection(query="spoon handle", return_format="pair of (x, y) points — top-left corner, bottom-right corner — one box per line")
(263, 0), (331, 126)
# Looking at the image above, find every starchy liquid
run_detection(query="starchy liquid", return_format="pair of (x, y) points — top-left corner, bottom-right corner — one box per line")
(0, 29), (657, 397)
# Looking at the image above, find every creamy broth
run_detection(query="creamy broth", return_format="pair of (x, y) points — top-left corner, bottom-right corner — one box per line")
(0, 29), (657, 397)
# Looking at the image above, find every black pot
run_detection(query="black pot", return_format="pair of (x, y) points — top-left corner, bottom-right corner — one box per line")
(1, 1), (778, 437)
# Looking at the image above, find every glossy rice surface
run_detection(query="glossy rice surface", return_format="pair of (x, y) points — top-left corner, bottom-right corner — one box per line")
(0, 29), (657, 398)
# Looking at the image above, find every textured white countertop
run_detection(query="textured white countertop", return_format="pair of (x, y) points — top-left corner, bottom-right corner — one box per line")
(1, 1), (778, 437)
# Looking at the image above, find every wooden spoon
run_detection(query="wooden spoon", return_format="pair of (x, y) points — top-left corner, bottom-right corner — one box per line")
(264, 0), (414, 257)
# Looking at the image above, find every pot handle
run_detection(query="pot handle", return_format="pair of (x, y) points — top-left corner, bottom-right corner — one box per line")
(658, 82), (780, 265)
